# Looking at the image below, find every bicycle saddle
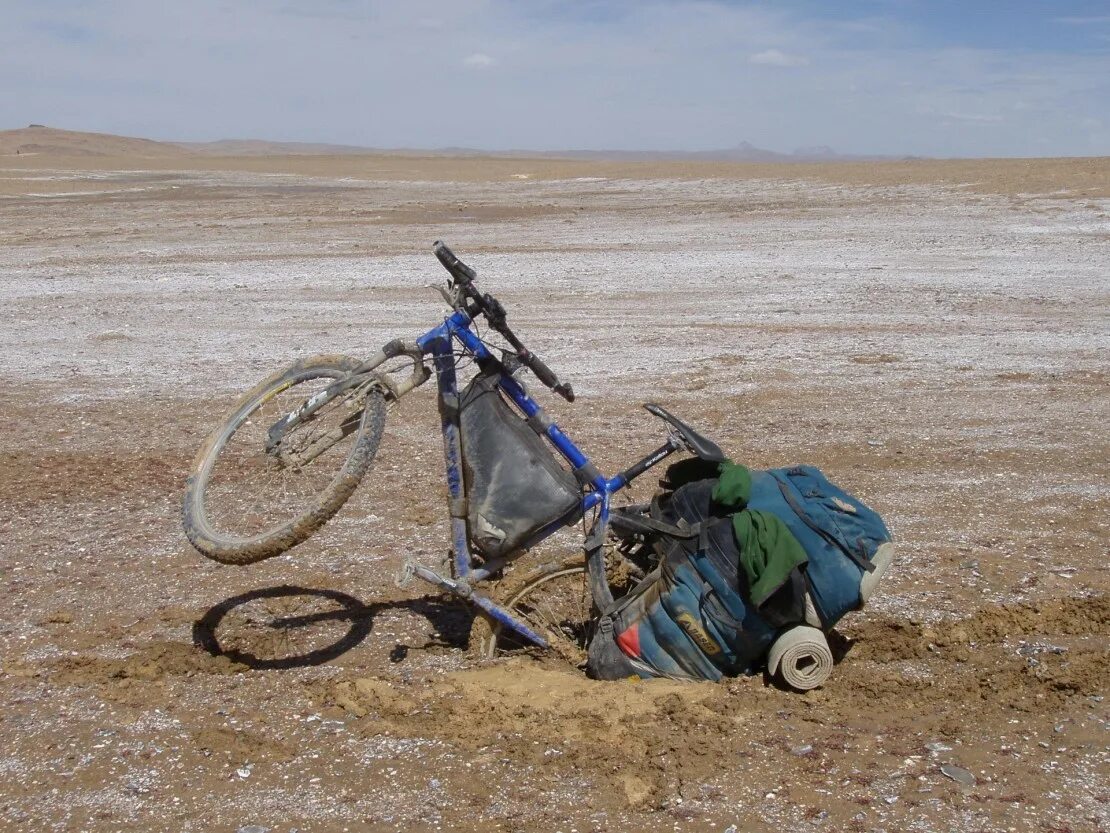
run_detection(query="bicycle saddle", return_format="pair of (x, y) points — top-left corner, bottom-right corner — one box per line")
(644, 403), (727, 462)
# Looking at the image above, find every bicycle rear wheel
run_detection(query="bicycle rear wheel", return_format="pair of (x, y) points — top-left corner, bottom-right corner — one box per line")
(183, 355), (387, 564)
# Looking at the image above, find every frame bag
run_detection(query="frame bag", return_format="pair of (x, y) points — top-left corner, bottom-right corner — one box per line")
(458, 371), (581, 558)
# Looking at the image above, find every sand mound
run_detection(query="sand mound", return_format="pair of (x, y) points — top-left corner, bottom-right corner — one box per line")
(50, 640), (247, 684)
(312, 594), (1108, 808)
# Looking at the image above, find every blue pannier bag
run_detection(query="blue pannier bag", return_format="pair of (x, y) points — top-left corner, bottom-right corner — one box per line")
(587, 462), (893, 683)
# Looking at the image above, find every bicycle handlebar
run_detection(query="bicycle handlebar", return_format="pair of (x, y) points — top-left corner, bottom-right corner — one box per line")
(519, 348), (575, 402)
(433, 240), (477, 285)
(431, 241), (575, 403)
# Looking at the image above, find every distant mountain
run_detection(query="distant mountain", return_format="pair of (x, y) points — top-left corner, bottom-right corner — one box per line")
(419, 141), (899, 163)
(0, 125), (190, 157)
(792, 145), (838, 158)
(536, 141), (897, 162)
(0, 125), (901, 162)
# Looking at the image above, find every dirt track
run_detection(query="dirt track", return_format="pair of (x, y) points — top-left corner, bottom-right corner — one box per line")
(0, 153), (1107, 832)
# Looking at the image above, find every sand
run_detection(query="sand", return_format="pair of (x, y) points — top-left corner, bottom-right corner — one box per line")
(0, 150), (1107, 832)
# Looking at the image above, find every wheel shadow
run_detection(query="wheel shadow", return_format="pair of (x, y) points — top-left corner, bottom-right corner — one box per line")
(192, 584), (471, 671)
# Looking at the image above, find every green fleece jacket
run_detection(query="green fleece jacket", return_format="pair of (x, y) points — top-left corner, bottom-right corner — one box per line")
(711, 461), (808, 606)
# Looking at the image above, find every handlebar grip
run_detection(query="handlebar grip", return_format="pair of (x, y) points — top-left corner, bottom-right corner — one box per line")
(433, 240), (477, 283)
(520, 350), (575, 402)
(522, 349), (558, 388)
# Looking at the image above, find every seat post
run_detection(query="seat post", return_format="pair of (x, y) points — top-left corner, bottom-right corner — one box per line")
(615, 437), (682, 487)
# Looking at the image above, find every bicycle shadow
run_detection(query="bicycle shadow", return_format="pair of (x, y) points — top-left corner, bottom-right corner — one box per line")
(192, 584), (471, 671)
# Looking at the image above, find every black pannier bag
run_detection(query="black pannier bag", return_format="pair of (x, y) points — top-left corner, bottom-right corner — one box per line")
(458, 370), (582, 558)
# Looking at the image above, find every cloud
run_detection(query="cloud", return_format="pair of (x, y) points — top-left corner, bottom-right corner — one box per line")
(749, 49), (808, 67)
(463, 53), (496, 68)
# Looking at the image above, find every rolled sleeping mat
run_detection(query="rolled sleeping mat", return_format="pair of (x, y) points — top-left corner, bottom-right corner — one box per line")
(767, 625), (834, 691)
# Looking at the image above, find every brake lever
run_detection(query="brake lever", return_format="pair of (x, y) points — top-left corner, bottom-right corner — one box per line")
(427, 282), (460, 309)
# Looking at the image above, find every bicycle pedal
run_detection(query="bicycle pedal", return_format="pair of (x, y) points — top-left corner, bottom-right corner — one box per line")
(395, 559), (417, 589)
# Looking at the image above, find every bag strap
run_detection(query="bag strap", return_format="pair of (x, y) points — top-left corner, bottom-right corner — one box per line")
(689, 524), (749, 626)
(609, 509), (700, 540)
(774, 477), (875, 573)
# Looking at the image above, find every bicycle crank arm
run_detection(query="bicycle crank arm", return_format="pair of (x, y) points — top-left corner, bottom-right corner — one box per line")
(396, 559), (549, 648)
(396, 559), (457, 591)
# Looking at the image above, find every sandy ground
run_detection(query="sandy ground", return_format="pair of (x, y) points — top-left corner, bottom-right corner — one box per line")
(0, 153), (1108, 833)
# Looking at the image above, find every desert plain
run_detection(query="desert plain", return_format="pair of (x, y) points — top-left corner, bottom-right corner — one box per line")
(0, 131), (1107, 832)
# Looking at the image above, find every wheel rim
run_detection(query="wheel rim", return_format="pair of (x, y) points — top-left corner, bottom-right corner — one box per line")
(198, 370), (366, 544)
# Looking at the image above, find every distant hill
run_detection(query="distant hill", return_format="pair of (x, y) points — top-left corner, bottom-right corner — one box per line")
(0, 125), (190, 157)
(174, 138), (381, 156)
(0, 124), (904, 162)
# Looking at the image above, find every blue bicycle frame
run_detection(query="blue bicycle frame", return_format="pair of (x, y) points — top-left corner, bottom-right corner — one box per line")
(400, 307), (680, 648)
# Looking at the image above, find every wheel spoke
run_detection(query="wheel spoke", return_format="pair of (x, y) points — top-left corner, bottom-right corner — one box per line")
(486, 563), (591, 664)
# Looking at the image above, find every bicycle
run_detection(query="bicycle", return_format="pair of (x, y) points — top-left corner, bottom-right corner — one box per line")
(183, 242), (726, 661)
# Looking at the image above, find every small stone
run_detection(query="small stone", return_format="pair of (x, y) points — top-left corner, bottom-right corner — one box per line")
(883, 795), (899, 805)
(790, 744), (814, 756)
(925, 742), (951, 753)
(237, 827), (270, 833)
(236, 766), (251, 779)
(940, 764), (975, 786)
(724, 826), (738, 833)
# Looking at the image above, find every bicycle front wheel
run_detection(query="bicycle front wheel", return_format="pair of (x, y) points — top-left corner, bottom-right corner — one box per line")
(183, 355), (387, 564)
(469, 554), (593, 666)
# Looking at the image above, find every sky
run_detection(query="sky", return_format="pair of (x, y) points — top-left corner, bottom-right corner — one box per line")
(1, 0), (1108, 157)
